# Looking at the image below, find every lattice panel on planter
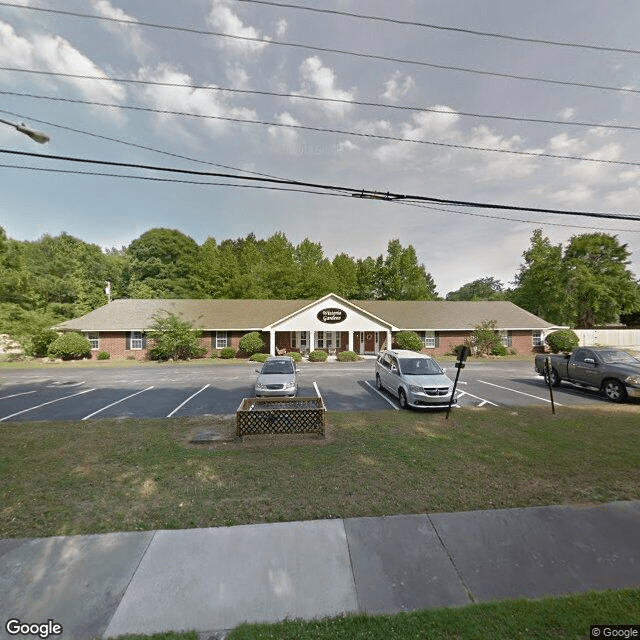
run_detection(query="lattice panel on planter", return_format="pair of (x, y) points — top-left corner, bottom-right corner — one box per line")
(236, 396), (326, 438)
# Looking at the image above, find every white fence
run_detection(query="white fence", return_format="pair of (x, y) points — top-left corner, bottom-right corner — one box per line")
(574, 329), (640, 350)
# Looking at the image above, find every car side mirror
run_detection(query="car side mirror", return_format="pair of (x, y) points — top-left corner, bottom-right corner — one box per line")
(584, 358), (596, 365)
(390, 365), (398, 373)
(255, 368), (261, 373)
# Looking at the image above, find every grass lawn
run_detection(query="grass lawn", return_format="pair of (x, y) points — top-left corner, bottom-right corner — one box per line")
(1, 405), (638, 538)
(107, 589), (640, 640)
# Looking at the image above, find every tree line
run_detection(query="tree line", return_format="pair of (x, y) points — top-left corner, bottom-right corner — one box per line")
(1, 226), (639, 345)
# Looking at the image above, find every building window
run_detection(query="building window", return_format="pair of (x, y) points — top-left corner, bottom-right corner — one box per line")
(215, 331), (228, 349)
(316, 332), (341, 349)
(291, 332), (307, 349)
(130, 331), (144, 350)
(532, 330), (543, 347)
(497, 330), (512, 347)
(422, 331), (436, 348)
(86, 332), (99, 350)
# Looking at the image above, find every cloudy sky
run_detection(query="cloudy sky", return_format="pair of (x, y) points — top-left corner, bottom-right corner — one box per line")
(1, 0), (640, 296)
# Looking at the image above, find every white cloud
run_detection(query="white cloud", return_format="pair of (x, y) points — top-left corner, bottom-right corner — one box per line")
(274, 18), (287, 38)
(135, 64), (257, 138)
(381, 71), (415, 102)
(268, 111), (300, 151)
(558, 107), (576, 121)
(208, 0), (270, 55)
(92, 1), (150, 62)
(294, 56), (355, 119)
(402, 108), (460, 139)
(0, 21), (125, 104)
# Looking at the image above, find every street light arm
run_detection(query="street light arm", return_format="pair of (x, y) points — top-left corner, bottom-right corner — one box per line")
(0, 117), (50, 144)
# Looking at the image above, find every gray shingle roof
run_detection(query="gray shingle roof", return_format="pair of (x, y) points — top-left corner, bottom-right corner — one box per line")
(57, 298), (554, 332)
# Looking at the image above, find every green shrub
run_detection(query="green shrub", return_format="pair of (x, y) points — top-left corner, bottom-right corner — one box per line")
(491, 343), (508, 356)
(47, 332), (92, 360)
(27, 329), (59, 358)
(289, 351), (302, 362)
(395, 331), (424, 352)
(147, 313), (206, 361)
(210, 351), (218, 359)
(308, 349), (328, 362)
(250, 352), (269, 362)
(238, 331), (264, 356)
(220, 346), (236, 359)
(546, 329), (579, 353)
(337, 350), (360, 362)
(97, 350), (110, 360)
(466, 320), (502, 356)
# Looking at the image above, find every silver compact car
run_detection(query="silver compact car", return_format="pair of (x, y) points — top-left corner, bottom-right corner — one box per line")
(254, 356), (298, 397)
(375, 349), (457, 409)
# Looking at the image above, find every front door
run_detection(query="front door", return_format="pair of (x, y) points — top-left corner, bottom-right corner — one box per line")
(364, 332), (377, 354)
(358, 332), (365, 355)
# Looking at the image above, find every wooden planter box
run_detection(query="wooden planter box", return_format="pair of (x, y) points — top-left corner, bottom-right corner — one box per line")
(236, 396), (326, 438)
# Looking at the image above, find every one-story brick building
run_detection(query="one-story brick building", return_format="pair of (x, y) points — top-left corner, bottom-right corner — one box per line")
(56, 293), (555, 360)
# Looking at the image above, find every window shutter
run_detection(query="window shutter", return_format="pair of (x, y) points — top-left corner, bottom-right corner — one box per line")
(435, 332), (440, 348)
(508, 332), (512, 347)
(125, 333), (131, 350)
(142, 333), (147, 349)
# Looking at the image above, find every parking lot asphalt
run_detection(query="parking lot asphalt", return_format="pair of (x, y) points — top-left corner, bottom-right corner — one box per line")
(0, 359), (631, 423)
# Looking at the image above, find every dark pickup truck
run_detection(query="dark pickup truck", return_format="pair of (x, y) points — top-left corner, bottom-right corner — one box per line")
(534, 347), (640, 402)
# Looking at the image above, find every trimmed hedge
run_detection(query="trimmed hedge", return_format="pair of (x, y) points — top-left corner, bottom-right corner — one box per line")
(238, 332), (264, 356)
(337, 350), (360, 362)
(308, 349), (328, 362)
(395, 331), (424, 352)
(47, 332), (91, 360)
(97, 350), (111, 360)
(220, 346), (236, 359)
(546, 329), (579, 354)
(250, 353), (269, 362)
(289, 351), (302, 362)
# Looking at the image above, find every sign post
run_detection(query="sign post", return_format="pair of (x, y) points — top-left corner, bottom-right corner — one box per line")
(545, 356), (556, 414)
(446, 346), (469, 419)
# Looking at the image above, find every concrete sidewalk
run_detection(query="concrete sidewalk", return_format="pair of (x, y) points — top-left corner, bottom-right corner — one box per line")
(1, 501), (639, 640)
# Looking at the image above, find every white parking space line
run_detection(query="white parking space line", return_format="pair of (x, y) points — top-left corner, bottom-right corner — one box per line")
(0, 390), (38, 401)
(456, 390), (499, 407)
(167, 384), (210, 418)
(82, 386), (154, 420)
(476, 380), (563, 406)
(363, 380), (400, 410)
(0, 389), (96, 422)
(312, 381), (324, 403)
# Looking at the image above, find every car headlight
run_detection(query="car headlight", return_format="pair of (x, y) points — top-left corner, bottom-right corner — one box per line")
(283, 381), (296, 389)
(625, 375), (640, 387)
(408, 385), (423, 393)
(255, 381), (267, 389)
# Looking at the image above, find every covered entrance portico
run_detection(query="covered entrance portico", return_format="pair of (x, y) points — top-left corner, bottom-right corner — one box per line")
(264, 294), (395, 357)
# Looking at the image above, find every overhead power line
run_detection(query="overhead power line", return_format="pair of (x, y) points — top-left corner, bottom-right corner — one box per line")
(0, 2), (638, 95)
(2, 161), (636, 233)
(2, 148), (639, 222)
(1, 92), (638, 167)
(0, 107), (287, 182)
(233, 0), (640, 56)
(3, 71), (640, 134)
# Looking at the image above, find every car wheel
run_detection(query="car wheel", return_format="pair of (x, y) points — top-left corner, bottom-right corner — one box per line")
(544, 368), (561, 387)
(376, 373), (382, 390)
(398, 388), (409, 409)
(602, 379), (627, 403)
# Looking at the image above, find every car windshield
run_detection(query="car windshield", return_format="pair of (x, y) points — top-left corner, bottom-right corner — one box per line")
(262, 360), (294, 374)
(398, 357), (442, 375)
(598, 350), (639, 365)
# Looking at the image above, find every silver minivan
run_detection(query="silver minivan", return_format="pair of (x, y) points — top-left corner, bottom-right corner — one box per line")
(375, 349), (457, 409)
(254, 356), (298, 397)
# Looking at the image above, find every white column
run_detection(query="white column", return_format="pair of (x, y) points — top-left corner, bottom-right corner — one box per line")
(348, 331), (354, 352)
(309, 330), (316, 353)
(387, 330), (392, 351)
(270, 330), (276, 356)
